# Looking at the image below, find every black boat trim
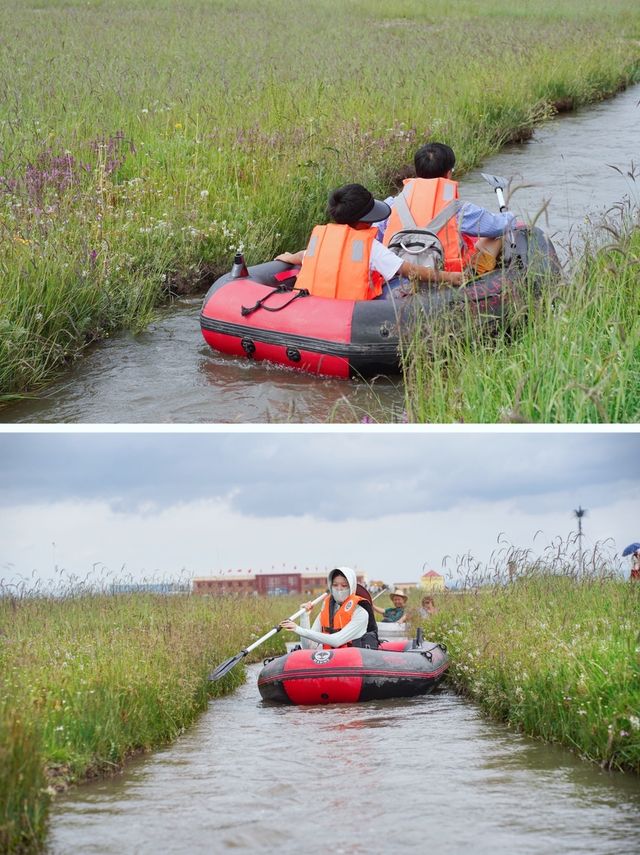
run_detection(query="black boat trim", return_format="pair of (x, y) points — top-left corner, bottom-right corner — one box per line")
(200, 313), (400, 360)
(258, 663), (449, 684)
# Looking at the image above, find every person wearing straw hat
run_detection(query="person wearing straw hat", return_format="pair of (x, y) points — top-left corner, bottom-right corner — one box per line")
(373, 589), (408, 623)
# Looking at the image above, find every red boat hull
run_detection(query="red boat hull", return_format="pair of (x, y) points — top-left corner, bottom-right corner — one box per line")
(200, 227), (561, 378)
(257, 640), (449, 705)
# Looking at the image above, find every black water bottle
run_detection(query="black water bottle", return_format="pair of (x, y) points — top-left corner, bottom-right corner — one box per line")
(230, 251), (248, 279)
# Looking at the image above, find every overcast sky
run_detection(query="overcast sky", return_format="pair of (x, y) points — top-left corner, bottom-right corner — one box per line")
(1, 430), (638, 589)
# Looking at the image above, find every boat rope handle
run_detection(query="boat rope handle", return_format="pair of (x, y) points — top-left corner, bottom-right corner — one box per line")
(241, 286), (310, 317)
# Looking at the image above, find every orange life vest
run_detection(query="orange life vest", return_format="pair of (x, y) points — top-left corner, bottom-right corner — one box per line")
(382, 177), (467, 272)
(295, 223), (383, 301)
(319, 593), (365, 648)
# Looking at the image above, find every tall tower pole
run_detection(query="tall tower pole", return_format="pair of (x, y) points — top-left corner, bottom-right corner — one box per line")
(573, 505), (587, 572)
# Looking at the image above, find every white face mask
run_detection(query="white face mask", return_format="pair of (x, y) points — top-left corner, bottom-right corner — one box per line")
(331, 586), (349, 604)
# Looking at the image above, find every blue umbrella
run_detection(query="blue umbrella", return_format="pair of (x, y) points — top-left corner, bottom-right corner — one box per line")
(622, 542), (640, 556)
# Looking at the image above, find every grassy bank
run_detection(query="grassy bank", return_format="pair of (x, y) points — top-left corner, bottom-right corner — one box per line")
(0, 590), (294, 853)
(419, 575), (640, 773)
(401, 206), (640, 423)
(1, 0), (639, 399)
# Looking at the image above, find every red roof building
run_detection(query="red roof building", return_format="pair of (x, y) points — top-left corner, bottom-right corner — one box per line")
(419, 570), (445, 591)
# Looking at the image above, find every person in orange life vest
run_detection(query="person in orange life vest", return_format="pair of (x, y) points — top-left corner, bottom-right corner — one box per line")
(276, 183), (463, 298)
(280, 566), (379, 649)
(378, 142), (519, 276)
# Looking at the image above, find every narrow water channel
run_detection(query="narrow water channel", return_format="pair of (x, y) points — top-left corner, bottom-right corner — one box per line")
(48, 665), (640, 854)
(3, 84), (639, 424)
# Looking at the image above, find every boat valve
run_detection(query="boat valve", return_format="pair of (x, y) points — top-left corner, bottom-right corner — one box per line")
(231, 251), (249, 279)
(241, 337), (256, 357)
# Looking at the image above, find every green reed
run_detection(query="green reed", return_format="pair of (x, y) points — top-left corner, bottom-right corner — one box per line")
(402, 208), (640, 422)
(0, 703), (47, 854)
(0, 589), (296, 851)
(1, 0), (639, 399)
(422, 572), (640, 773)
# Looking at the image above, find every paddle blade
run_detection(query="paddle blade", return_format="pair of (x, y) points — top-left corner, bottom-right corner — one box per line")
(207, 650), (247, 682)
(481, 172), (508, 191)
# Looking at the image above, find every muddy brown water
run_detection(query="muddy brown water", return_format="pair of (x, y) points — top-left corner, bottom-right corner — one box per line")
(48, 665), (640, 854)
(3, 84), (639, 424)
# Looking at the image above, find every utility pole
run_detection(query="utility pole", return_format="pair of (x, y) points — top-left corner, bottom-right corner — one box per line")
(573, 505), (587, 572)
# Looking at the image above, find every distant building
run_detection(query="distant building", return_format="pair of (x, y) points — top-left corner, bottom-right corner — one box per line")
(301, 573), (328, 596)
(395, 581), (419, 591)
(110, 582), (190, 595)
(192, 569), (367, 597)
(418, 570), (445, 591)
(255, 573), (302, 596)
(192, 574), (257, 596)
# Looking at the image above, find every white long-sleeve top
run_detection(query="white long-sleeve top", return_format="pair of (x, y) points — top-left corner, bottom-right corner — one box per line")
(293, 604), (369, 649)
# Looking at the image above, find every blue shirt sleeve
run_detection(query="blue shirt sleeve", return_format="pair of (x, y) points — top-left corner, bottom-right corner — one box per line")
(378, 195), (515, 240)
(459, 202), (516, 238)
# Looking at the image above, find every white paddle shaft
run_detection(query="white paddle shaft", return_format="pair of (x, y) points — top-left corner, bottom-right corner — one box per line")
(243, 591), (328, 654)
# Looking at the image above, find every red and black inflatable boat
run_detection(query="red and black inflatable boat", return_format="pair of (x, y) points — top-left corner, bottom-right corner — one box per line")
(200, 226), (560, 379)
(257, 639), (449, 705)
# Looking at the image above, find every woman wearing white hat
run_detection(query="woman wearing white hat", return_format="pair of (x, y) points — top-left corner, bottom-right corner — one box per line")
(280, 567), (379, 649)
(373, 589), (408, 623)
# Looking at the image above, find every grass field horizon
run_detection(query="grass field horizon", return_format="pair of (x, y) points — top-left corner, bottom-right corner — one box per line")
(1, 0), (639, 410)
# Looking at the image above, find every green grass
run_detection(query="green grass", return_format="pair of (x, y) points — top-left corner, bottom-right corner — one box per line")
(0, 702), (47, 854)
(418, 575), (640, 772)
(0, 589), (296, 852)
(402, 209), (640, 422)
(0, 0), (639, 399)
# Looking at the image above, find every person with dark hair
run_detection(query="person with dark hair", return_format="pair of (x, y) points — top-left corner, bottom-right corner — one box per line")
(413, 142), (456, 178)
(280, 566), (380, 649)
(379, 142), (518, 278)
(276, 182), (462, 300)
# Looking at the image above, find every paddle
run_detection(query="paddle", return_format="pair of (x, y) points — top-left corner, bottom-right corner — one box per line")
(207, 591), (328, 681)
(480, 171), (525, 268)
(356, 583), (388, 605)
(481, 172), (509, 211)
(373, 585), (389, 598)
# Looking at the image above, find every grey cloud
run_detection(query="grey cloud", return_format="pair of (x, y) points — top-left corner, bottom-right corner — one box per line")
(0, 432), (638, 521)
